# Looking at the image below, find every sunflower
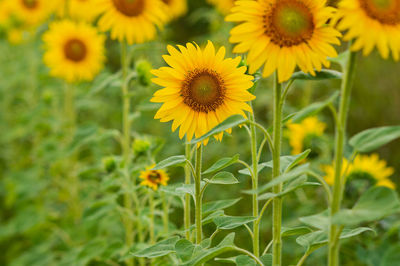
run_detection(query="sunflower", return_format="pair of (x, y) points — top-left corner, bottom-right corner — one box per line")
(0, 0), (13, 28)
(226, 0), (341, 82)
(207, 0), (236, 15)
(8, 0), (56, 26)
(94, 0), (167, 44)
(323, 158), (353, 185)
(151, 41), (255, 145)
(43, 20), (106, 83)
(161, 0), (187, 20)
(333, 0), (400, 60)
(58, 0), (102, 22)
(140, 165), (169, 190)
(286, 116), (326, 155)
(323, 154), (396, 189)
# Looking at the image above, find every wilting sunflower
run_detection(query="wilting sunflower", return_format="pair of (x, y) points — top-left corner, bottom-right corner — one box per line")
(286, 116), (326, 155)
(161, 0), (187, 20)
(43, 20), (105, 83)
(226, 0), (341, 82)
(333, 0), (400, 60)
(151, 41), (255, 145)
(140, 165), (169, 190)
(58, 0), (102, 22)
(207, 0), (236, 15)
(94, 0), (167, 44)
(323, 154), (396, 189)
(8, 0), (55, 26)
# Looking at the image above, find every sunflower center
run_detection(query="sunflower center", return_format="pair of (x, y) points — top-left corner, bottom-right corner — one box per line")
(162, 0), (172, 4)
(148, 171), (162, 183)
(112, 0), (145, 17)
(22, 0), (38, 9)
(182, 69), (225, 113)
(64, 39), (87, 62)
(264, 0), (314, 47)
(359, 0), (400, 25)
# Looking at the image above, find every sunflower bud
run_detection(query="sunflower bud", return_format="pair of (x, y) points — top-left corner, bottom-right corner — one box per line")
(132, 138), (151, 156)
(135, 59), (152, 86)
(102, 156), (117, 173)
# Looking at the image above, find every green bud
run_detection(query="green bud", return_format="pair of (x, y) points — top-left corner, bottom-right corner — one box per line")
(132, 138), (151, 156)
(135, 59), (153, 86)
(102, 156), (117, 173)
(42, 89), (54, 104)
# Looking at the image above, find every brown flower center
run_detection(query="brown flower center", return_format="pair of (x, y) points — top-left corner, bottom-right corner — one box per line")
(148, 171), (162, 183)
(22, 0), (38, 9)
(264, 0), (314, 47)
(359, 0), (400, 25)
(162, 0), (172, 4)
(112, 0), (145, 17)
(64, 39), (87, 62)
(182, 69), (225, 113)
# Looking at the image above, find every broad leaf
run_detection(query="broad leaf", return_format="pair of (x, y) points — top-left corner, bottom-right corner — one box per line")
(152, 155), (187, 170)
(299, 210), (330, 230)
(205, 172), (239, 185)
(213, 215), (256, 230)
(203, 154), (240, 175)
(260, 254), (273, 266)
(328, 50), (350, 67)
(176, 182), (206, 200)
(281, 226), (312, 237)
(236, 255), (256, 266)
(203, 198), (242, 215)
(189, 116), (246, 144)
(349, 126), (400, 152)
(381, 244), (400, 266)
(132, 236), (180, 258)
(291, 69), (343, 81)
(333, 187), (400, 226)
(175, 239), (195, 262)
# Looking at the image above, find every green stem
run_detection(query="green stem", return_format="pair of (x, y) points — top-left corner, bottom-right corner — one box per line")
(162, 191), (169, 234)
(64, 83), (76, 136)
(184, 143), (192, 240)
(272, 73), (283, 266)
(328, 50), (357, 266)
(249, 103), (259, 257)
(149, 190), (155, 244)
(296, 250), (311, 266)
(194, 145), (203, 244)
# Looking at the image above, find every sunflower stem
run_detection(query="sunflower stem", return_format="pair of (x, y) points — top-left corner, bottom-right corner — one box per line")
(272, 73), (283, 266)
(195, 145), (203, 244)
(328, 50), (358, 266)
(184, 143), (192, 240)
(162, 191), (169, 234)
(249, 103), (259, 257)
(149, 190), (155, 244)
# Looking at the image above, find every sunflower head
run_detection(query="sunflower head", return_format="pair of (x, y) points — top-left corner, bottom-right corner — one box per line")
(323, 158), (352, 185)
(57, 0), (102, 22)
(151, 41), (255, 146)
(226, 0), (341, 82)
(161, 0), (187, 20)
(140, 165), (169, 190)
(43, 20), (106, 83)
(95, 0), (167, 44)
(334, 0), (400, 60)
(207, 0), (236, 15)
(9, 0), (56, 26)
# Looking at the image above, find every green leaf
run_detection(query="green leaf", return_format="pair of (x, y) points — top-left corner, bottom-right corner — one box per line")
(281, 226), (313, 237)
(176, 182), (206, 200)
(238, 162), (270, 176)
(203, 154), (240, 175)
(205, 172), (239, 185)
(328, 50), (349, 67)
(333, 187), (400, 226)
(291, 69), (342, 80)
(257, 192), (277, 201)
(278, 175), (319, 198)
(349, 126), (400, 152)
(175, 239), (195, 262)
(203, 198), (242, 215)
(236, 255), (256, 266)
(213, 215), (256, 230)
(299, 210), (330, 230)
(291, 91), (339, 123)
(381, 244), (400, 266)
(260, 254), (273, 266)
(189, 115), (246, 144)
(132, 236), (180, 258)
(152, 155), (187, 170)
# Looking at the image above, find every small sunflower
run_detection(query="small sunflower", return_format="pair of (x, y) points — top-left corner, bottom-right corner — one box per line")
(94, 0), (167, 44)
(58, 0), (102, 22)
(43, 20), (106, 83)
(140, 165), (169, 190)
(333, 0), (400, 60)
(286, 116), (326, 155)
(207, 0), (236, 15)
(151, 41), (255, 145)
(226, 0), (341, 82)
(8, 0), (55, 26)
(323, 154), (396, 189)
(161, 0), (187, 20)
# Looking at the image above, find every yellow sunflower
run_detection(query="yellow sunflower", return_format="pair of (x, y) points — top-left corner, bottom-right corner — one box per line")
(286, 116), (326, 155)
(8, 0), (56, 26)
(151, 41), (255, 145)
(94, 0), (167, 44)
(161, 0), (187, 20)
(58, 0), (102, 22)
(140, 165), (169, 190)
(0, 0), (13, 27)
(207, 0), (236, 15)
(226, 0), (341, 82)
(43, 20), (106, 83)
(323, 154), (396, 189)
(323, 158), (353, 185)
(333, 0), (400, 60)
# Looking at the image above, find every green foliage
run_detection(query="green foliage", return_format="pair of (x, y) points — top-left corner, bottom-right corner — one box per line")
(349, 126), (400, 152)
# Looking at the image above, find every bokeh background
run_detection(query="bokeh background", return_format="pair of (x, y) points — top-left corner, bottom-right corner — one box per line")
(1, 0), (399, 265)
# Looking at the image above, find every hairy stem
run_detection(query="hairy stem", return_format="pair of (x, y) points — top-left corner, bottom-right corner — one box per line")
(195, 145), (203, 244)
(184, 143), (192, 240)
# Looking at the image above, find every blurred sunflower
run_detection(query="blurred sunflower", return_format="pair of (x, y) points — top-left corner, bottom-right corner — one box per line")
(333, 0), (400, 60)
(0, 0), (13, 28)
(161, 0), (187, 20)
(286, 116), (326, 155)
(58, 0), (102, 22)
(226, 0), (341, 82)
(323, 158), (353, 185)
(140, 165), (169, 190)
(207, 0), (236, 15)
(43, 20), (105, 83)
(323, 154), (396, 189)
(151, 41), (255, 145)
(8, 0), (55, 26)
(95, 0), (167, 44)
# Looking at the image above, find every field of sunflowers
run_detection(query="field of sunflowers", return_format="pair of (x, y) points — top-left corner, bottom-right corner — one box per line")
(1, 0), (400, 265)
